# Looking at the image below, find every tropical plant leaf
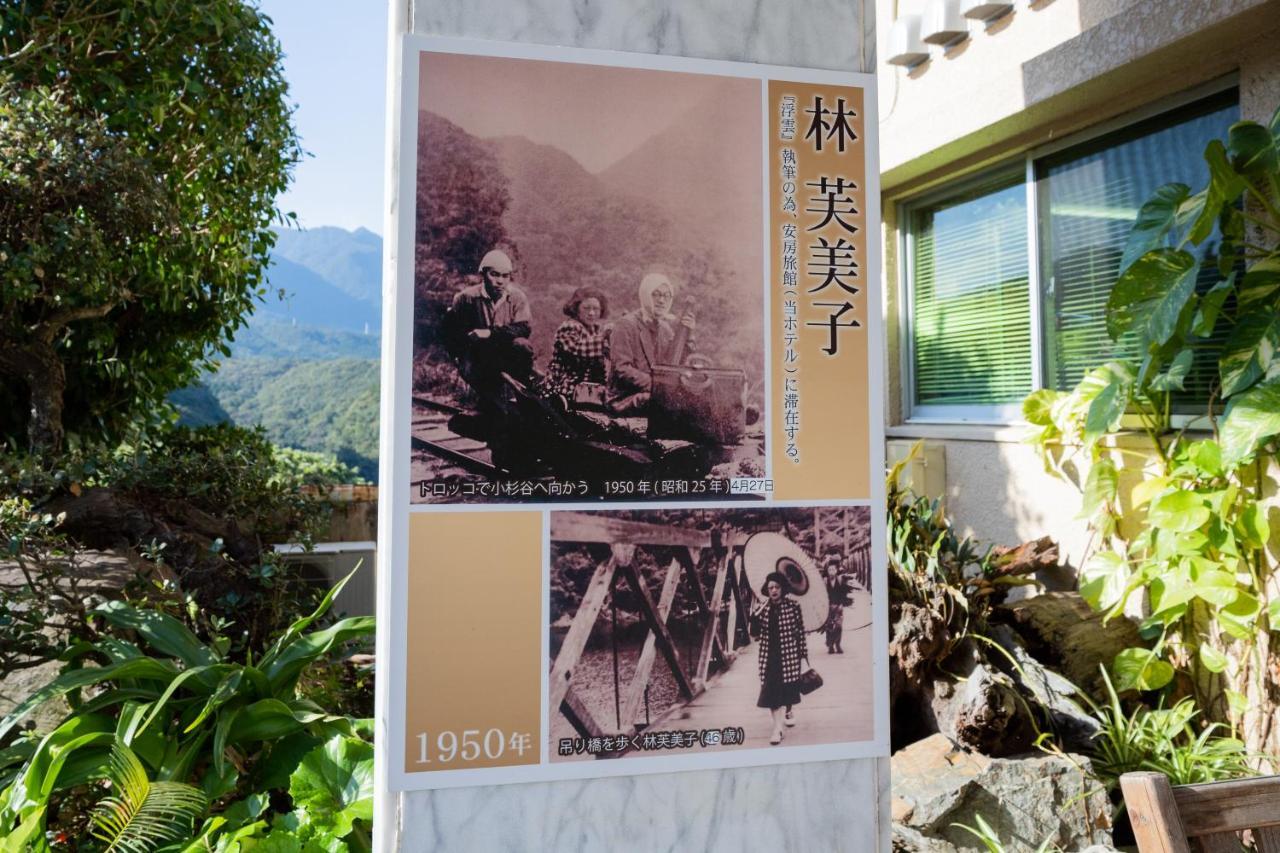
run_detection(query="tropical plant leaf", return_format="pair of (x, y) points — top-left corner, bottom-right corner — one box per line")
(1148, 490), (1210, 533)
(1188, 140), (1247, 245)
(262, 616), (375, 694)
(1199, 645), (1229, 674)
(1079, 457), (1118, 520)
(1106, 248), (1198, 345)
(1080, 551), (1128, 613)
(0, 658), (178, 742)
(1227, 119), (1278, 177)
(1113, 648), (1175, 692)
(1192, 275), (1234, 338)
(289, 735), (374, 840)
(1148, 348), (1194, 392)
(1120, 183), (1191, 273)
(95, 601), (218, 669)
(90, 739), (207, 853)
(1220, 376), (1280, 467)
(1218, 296), (1280, 397)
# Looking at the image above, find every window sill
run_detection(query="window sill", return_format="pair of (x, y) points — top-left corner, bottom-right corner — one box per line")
(887, 422), (1030, 443)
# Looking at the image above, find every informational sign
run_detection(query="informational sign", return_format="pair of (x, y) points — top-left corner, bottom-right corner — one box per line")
(380, 35), (885, 791)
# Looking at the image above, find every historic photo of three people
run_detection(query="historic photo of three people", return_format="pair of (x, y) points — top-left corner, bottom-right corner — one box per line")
(409, 51), (768, 503)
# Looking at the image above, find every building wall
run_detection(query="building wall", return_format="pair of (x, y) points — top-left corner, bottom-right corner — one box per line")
(877, 0), (1280, 570)
(380, 2), (887, 850)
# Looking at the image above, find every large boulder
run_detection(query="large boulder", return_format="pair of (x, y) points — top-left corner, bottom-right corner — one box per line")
(892, 734), (1112, 852)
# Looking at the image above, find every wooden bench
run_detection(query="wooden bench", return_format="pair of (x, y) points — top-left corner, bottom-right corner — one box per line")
(1121, 771), (1280, 852)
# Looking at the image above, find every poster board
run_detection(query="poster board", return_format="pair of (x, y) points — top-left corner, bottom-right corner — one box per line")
(380, 34), (885, 791)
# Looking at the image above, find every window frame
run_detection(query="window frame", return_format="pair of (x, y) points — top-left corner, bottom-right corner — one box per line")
(897, 75), (1239, 427)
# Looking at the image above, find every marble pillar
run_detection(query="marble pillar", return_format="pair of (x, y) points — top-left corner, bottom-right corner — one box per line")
(381, 1), (885, 849)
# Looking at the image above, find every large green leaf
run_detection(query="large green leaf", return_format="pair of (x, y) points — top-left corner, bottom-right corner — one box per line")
(1083, 370), (1133, 446)
(1080, 551), (1128, 613)
(1194, 275), (1234, 339)
(1219, 592), (1262, 641)
(1119, 183), (1190, 273)
(1220, 377), (1280, 467)
(288, 735), (373, 840)
(1188, 140), (1247, 245)
(1148, 348), (1194, 393)
(262, 616), (375, 694)
(1227, 119), (1278, 177)
(1079, 458), (1118, 520)
(96, 601), (218, 669)
(1148, 490), (1210, 533)
(1112, 647), (1175, 692)
(3, 715), (114, 820)
(1106, 248), (1199, 345)
(1218, 296), (1280, 397)
(0, 658), (178, 741)
(226, 699), (327, 746)
(257, 566), (360, 676)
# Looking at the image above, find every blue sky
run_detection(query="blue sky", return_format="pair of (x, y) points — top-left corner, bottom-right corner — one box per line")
(260, 0), (388, 235)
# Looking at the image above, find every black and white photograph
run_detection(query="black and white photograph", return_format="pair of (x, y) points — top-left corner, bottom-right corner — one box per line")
(547, 506), (874, 761)
(408, 50), (767, 504)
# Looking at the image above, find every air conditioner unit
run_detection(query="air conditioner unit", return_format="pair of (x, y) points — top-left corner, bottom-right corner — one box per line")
(960, 0), (1014, 20)
(922, 0), (969, 45)
(887, 14), (929, 67)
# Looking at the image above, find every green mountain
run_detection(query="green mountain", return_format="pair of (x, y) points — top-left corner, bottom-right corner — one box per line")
(202, 358), (380, 481)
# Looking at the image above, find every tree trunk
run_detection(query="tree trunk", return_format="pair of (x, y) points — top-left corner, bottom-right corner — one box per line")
(0, 340), (66, 455)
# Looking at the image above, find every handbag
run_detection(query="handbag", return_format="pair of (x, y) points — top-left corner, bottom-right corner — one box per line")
(797, 665), (823, 695)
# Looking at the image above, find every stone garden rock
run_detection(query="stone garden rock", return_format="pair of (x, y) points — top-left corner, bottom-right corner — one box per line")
(892, 733), (1112, 852)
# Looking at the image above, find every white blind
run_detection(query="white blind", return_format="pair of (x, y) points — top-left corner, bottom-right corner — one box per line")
(910, 178), (1031, 407)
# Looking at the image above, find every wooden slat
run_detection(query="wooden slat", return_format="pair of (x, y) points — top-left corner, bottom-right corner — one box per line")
(1122, 772), (1192, 853)
(1192, 833), (1240, 853)
(1174, 775), (1280, 834)
(694, 552), (732, 687)
(679, 547), (711, 615)
(561, 685), (605, 739)
(1255, 826), (1280, 853)
(618, 561), (693, 700)
(549, 513), (712, 549)
(411, 435), (498, 476)
(548, 558), (617, 716)
(620, 559), (683, 731)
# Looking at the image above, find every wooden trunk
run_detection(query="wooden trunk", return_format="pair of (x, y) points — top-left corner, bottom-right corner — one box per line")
(648, 364), (746, 445)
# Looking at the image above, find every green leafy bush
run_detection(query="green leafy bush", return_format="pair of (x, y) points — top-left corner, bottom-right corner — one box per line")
(1025, 104), (1280, 725)
(0, 572), (373, 850)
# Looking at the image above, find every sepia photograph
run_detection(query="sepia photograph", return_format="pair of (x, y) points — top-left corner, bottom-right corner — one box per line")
(547, 506), (873, 761)
(409, 51), (767, 504)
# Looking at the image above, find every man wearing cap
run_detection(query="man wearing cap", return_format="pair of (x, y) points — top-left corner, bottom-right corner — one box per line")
(442, 249), (535, 395)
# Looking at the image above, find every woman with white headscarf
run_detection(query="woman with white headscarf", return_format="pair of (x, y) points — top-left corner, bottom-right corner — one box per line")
(607, 273), (695, 414)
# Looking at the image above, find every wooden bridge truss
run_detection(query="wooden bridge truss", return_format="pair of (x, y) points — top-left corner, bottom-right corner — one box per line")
(548, 513), (753, 745)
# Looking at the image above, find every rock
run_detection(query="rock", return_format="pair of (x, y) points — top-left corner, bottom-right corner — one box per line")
(892, 733), (1112, 852)
(989, 624), (1100, 754)
(995, 591), (1145, 700)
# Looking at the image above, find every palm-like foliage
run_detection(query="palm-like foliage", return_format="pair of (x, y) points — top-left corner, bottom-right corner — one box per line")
(91, 740), (207, 852)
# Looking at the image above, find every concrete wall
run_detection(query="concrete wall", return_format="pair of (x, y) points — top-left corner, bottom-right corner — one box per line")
(379, 2), (887, 851)
(877, 0), (1280, 571)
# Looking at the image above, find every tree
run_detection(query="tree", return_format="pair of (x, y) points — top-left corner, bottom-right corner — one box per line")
(0, 1), (301, 453)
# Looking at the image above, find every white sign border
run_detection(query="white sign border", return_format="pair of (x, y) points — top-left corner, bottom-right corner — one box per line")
(378, 33), (887, 794)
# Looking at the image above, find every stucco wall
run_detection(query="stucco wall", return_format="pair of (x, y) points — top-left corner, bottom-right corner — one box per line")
(877, 0), (1280, 567)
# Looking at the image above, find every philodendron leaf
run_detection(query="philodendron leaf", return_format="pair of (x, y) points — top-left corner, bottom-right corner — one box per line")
(1113, 648), (1175, 692)
(1120, 183), (1190, 273)
(1227, 119), (1278, 177)
(1080, 551), (1128, 613)
(1148, 348), (1194, 392)
(1268, 598), (1280, 632)
(1079, 457), (1118, 520)
(1218, 298), (1280, 397)
(1189, 139), (1248, 245)
(1107, 248), (1198, 345)
(1083, 370), (1133, 446)
(1199, 644), (1229, 674)
(1220, 592), (1262, 641)
(1220, 377), (1280, 467)
(1148, 490), (1210, 533)
(1193, 274), (1234, 338)
(289, 735), (374, 839)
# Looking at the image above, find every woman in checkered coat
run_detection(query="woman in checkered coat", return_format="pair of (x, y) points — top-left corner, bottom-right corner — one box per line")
(537, 287), (610, 403)
(750, 571), (808, 744)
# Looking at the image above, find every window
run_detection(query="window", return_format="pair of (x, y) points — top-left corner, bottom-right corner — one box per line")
(901, 87), (1240, 422)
